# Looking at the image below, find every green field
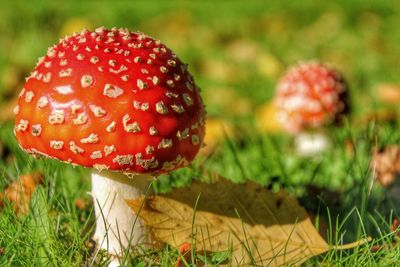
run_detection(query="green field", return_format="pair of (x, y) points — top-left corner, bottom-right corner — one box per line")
(1, 1), (400, 266)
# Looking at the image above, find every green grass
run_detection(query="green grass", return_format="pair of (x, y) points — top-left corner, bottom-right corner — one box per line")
(1, 0), (400, 266)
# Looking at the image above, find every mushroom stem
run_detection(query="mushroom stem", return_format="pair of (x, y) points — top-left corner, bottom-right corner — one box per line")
(294, 131), (332, 156)
(91, 170), (154, 256)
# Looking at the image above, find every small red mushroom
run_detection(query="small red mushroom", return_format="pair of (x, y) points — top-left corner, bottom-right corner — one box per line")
(14, 27), (205, 257)
(275, 61), (348, 134)
(274, 61), (349, 155)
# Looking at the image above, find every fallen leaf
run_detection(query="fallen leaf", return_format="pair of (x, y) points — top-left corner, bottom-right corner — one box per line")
(255, 101), (284, 134)
(376, 83), (400, 104)
(391, 217), (400, 238)
(199, 117), (234, 156)
(60, 18), (92, 37)
(370, 217), (400, 252)
(127, 177), (369, 266)
(371, 145), (400, 186)
(0, 172), (43, 215)
(0, 96), (18, 122)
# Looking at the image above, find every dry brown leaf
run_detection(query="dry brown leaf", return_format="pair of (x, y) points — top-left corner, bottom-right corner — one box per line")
(0, 172), (43, 215)
(127, 178), (368, 266)
(371, 145), (400, 186)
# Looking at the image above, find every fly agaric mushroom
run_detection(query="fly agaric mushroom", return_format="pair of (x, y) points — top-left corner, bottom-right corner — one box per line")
(14, 27), (205, 256)
(274, 61), (349, 155)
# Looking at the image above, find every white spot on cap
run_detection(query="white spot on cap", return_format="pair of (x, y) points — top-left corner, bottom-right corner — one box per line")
(149, 126), (157, 136)
(122, 114), (141, 133)
(77, 54), (85, 60)
(90, 56), (99, 64)
(71, 104), (82, 114)
(59, 68), (72, 77)
(31, 124), (42, 136)
(80, 133), (99, 144)
(47, 47), (56, 58)
(158, 138), (173, 149)
(50, 140), (64, 150)
(145, 145), (154, 155)
(93, 164), (109, 172)
(59, 59), (68, 66)
(42, 72), (52, 83)
(81, 75), (93, 88)
(171, 104), (185, 114)
(15, 119), (29, 132)
(73, 112), (88, 125)
(173, 73), (181, 81)
(167, 59), (176, 67)
(103, 84), (123, 98)
(166, 80), (175, 88)
(90, 151), (103, 159)
(110, 65), (128, 74)
(13, 105), (19, 115)
(113, 154), (133, 166)
(155, 101), (168, 114)
(69, 141), (84, 154)
(160, 66), (168, 73)
(176, 128), (189, 141)
(186, 81), (194, 91)
(25, 91), (34, 103)
(55, 85), (73, 95)
(49, 110), (65, 124)
(166, 91), (178, 98)
(37, 96), (49, 108)
(137, 79), (148, 90)
(182, 93), (193, 106)
(104, 145), (116, 156)
(106, 121), (116, 132)
(151, 76), (160, 85)
(109, 59), (117, 67)
(89, 105), (106, 117)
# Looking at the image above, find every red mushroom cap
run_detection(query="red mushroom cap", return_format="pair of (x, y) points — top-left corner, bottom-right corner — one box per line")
(14, 27), (205, 174)
(274, 61), (348, 133)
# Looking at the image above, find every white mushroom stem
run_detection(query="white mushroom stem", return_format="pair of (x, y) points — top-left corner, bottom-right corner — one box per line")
(294, 132), (332, 156)
(91, 170), (154, 256)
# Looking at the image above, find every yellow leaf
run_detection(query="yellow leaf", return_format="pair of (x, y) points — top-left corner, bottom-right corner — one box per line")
(127, 178), (369, 266)
(255, 101), (284, 134)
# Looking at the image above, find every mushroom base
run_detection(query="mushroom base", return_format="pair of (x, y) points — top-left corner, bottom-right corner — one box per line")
(91, 170), (154, 256)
